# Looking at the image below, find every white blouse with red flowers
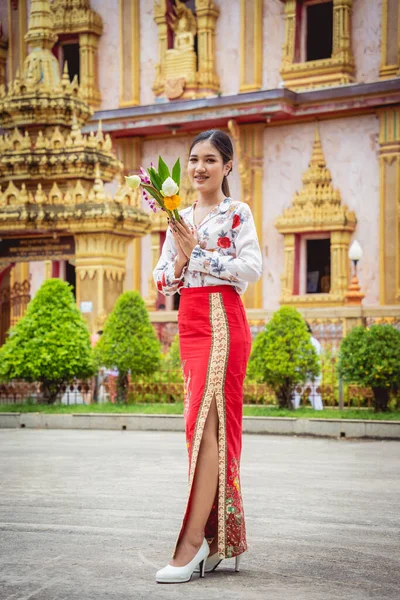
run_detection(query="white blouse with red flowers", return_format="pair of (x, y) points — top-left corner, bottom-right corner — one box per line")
(153, 197), (262, 296)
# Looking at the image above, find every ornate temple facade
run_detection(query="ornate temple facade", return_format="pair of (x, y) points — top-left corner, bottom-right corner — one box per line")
(0, 0), (399, 347)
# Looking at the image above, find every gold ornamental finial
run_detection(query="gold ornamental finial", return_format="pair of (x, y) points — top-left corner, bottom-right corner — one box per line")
(23, 0), (60, 89)
(276, 124), (356, 233)
(25, 0), (58, 50)
(309, 125), (325, 169)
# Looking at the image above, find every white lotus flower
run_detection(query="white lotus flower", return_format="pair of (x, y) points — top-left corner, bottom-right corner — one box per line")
(161, 176), (179, 197)
(124, 175), (141, 190)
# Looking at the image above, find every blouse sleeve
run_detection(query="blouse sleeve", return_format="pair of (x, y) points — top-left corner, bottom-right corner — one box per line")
(188, 204), (262, 284)
(153, 226), (187, 296)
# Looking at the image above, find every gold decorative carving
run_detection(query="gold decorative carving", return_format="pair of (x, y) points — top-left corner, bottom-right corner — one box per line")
(240, 0), (263, 92)
(119, 0), (140, 107)
(227, 120), (251, 206)
(165, 77), (186, 100)
(51, 0), (103, 35)
(377, 107), (400, 304)
(276, 126), (356, 306)
(380, 0), (400, 78)
(74, 231), (127, 331)
(0, 0), (151, 333)
(0, 123), (121, 185)
(0, 4), (91, 132)
(51, 0), (103, 107)
(280, 0), (355, 90)
(228, 120), (264, 309)
(153, 0), (220, 100)
(164, 0), (197, 99)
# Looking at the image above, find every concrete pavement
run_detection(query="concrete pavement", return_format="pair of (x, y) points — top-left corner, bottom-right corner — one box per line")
(0, 429), (399, 600)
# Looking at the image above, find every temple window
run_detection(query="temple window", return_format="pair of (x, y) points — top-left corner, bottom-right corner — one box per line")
(54, 38), (80, 83)
(276, 127), (356, 307)
(51, 0), (103, 108)
(280, 0), (355, 90)
(304, 1), (333, 62)
(303, 236), (331, 294)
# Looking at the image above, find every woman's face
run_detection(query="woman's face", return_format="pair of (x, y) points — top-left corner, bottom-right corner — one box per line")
(188, 140), (232, 194)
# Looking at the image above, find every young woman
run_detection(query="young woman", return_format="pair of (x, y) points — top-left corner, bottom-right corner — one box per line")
(153, 129), (262, 584)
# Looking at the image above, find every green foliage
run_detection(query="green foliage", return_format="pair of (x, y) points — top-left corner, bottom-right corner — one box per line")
(158, 156), (170, 181)
(147, 167), (162, 191)
(163, 334), (181, 371)
(160, 334), (183, 389)
(171, 158), (181, 186)
(94, 291), (161, 402)
(247, 306), (320, 409)
(319, 346), (339, 406)
(337, 324), (400, 411)
(0, 278), (95, 403)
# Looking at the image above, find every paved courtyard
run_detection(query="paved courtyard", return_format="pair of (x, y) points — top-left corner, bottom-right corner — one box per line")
(0, 429), (399, 600)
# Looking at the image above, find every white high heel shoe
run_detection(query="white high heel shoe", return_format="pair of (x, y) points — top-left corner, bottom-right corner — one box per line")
(156, 538), (210, 584)
(195, 551), (242, 573)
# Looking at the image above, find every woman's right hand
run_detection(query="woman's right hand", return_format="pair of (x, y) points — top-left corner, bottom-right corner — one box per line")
(169, 221), (188, 275)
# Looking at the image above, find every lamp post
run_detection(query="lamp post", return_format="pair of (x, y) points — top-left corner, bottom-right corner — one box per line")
(345, 240), (364, 305)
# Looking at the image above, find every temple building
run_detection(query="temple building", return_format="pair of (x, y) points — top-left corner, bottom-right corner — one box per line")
(0, 0), (399, 348)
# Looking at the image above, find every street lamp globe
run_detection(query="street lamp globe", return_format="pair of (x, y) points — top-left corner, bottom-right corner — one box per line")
(349, 240), (363, 262)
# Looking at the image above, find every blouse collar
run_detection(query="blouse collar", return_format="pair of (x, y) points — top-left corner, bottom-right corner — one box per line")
(187, 197), (232, 229)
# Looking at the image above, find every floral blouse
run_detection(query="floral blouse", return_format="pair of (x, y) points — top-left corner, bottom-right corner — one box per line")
(153, 197), (262, 296)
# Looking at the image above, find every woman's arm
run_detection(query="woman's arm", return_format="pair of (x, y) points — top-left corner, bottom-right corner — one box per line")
(188, 204), (262, 283)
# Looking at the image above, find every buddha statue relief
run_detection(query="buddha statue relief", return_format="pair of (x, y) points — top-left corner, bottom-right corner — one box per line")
(164, 0), (197, 100)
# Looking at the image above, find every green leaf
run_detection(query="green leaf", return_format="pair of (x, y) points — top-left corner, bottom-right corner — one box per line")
(158, 156), (170, 182)
(142, 184), (165, 207)
(148, 167), (162, 191)
(171, 158), (181, 186)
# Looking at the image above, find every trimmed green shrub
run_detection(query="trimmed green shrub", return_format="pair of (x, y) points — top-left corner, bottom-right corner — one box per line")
(337, 324), (400, 412)
(163, 334), (182, 373)
(0, 278), (95, 403)
(247, 306), (320, 409)
(94, 291), (161, 402)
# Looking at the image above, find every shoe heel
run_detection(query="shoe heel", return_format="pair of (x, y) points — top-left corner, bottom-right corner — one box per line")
(235, 555), (241, 572)
(199, 559), (206, 578)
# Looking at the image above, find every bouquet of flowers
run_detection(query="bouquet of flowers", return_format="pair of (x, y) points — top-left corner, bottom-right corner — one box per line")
(125, 156), (182, 222)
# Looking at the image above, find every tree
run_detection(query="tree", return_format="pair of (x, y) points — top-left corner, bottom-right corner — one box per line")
(337, 324), (400, 412)
(94, 291), (161, 402)
(0, 278), (95, 403)
(247, 306), (320, 409)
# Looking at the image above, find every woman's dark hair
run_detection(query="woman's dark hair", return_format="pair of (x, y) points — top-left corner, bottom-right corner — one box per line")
(189, 129), (233, 197)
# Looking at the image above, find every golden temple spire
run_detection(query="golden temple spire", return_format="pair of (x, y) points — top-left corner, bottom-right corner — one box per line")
(276, 126), (356, 233)
(25, 0), (57, 50)
(23, 0), (60, 89)
(309, 125), (325, 169)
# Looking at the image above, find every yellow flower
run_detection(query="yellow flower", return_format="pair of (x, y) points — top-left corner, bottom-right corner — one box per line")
(164, 194), (181, 210)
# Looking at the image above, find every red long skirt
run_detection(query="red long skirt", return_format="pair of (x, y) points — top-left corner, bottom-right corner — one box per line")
(175, 285), (252, 559)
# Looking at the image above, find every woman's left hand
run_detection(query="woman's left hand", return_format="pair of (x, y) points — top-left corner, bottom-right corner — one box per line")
(170, 218), (198, 259)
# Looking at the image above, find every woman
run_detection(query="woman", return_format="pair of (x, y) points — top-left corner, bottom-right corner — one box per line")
(153, 129), (262, 584)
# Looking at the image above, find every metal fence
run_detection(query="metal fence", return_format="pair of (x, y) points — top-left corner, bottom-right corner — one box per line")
(0, 354), (397, 410)
(0, 380), (93, 405)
